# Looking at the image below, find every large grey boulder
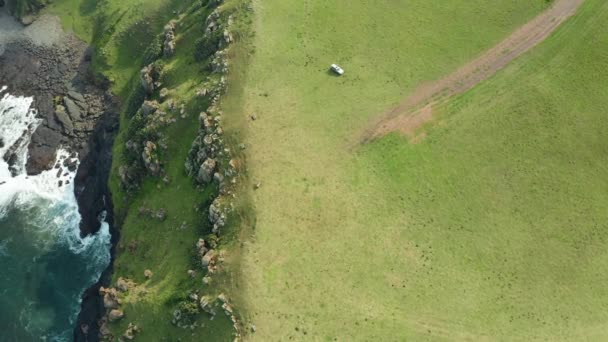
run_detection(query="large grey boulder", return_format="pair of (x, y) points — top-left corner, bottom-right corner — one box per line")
(197, 158), (216, 183)
(103, 293), (119, 309)
(201, 249), (216, 268)
(163, 21), (177, 58)
(108, 309), (124, 322)
(141, 100), (159, 116)
(67, 91), (86, 104)
(142, 141), (161, 175)
(140, 65), (155, 95)
(54, 105), (73, 135)
(64, 97), (81, 121)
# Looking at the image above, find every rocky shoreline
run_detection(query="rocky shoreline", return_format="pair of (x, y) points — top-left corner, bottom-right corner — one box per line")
(0, 30), (119, 236)
(0, 13), (119, 342)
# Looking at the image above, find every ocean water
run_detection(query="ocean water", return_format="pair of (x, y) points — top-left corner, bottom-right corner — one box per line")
(0, 87), (111, 341)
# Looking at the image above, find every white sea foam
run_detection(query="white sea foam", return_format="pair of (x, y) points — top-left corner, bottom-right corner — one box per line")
(0, 89), (111, 340)
(0, 88), (110, 251)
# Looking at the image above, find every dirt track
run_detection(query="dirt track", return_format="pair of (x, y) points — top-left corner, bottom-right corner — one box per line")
(362, 0), (584, 142)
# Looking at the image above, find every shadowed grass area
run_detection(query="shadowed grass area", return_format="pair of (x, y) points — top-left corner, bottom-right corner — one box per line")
(103, 2), (239, 339)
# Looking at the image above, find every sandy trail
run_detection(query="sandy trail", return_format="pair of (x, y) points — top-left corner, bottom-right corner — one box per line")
(362, 0), (584, 143)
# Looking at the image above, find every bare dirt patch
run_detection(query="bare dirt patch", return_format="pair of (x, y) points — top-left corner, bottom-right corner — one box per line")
(362, 0), (584, 143)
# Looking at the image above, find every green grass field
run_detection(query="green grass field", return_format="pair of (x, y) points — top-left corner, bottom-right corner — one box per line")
(229, 0), (608, 340)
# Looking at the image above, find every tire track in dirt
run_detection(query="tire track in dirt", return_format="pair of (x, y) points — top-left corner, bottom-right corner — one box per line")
(361, 0), (584, 143)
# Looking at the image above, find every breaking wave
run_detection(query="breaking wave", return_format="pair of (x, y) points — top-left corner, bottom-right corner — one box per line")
(0, 87), (111, 341)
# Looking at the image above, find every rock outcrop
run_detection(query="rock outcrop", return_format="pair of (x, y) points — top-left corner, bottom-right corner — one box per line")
(108, 309), (124, 322)
(142, 140), (161, 175)
(141, 100), (159, 116)
(140, 64), (158, 96)
(54, 105), (74, 135)
(163, 20), (177, 57)
(197, 158), (216, 183)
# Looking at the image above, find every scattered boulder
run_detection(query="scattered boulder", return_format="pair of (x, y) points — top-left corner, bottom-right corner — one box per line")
(20, 15), (35, 26)
(205, 14), (220, 33)
(54, 105), (73, 135)
(61, 156), (78, 172)
(123, 323), (140, 340)
(140, 65), (156, 96)
(171, 309), (182, 325)
(196, 88), (208, 97)
(119, 165), (137, 190)
(141, 100), (159, 116)
(210, 50), (229, 74)
(144, 269), (153, 279)
(26, 145), (57, 175)
(142, 141), (161, 175)
(213, 172), (223, 183)
(108, 309), (124, 322)
(217, 293), (228, 304)
(199, 295), (214, 315)
(196, 238), (208, 257)
(116, 277), (129, 292)
(103, 289), (120, 309)
(64, 97), (81, 121)
(159, 88), (170, 101)
(208, 198), (226, 234)
(197, 158), (216, 183)
(201, 249), (216, 268)
(67, 91), (86, 103)
(163, 21), (177, 58)
(199, 112), (213, 130)
(222, 302), (233, 315)
(221, 29), (233, 47)
(153, 208), (167, 221)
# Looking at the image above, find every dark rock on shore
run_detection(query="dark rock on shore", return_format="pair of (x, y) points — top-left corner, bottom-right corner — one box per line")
(64, 97), (82, 120)
(54, 105), (74, 135)
(0, 21), (120, 342)
(0, 37), (110, 176)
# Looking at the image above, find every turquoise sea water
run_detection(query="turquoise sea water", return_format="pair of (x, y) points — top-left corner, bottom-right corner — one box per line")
(0, 89), (111, 341)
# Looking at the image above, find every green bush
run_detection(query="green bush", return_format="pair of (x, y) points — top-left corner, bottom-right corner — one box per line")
(194, 31), (222, 61)
(142, 34), (164, 65)
(178, 300), (200, 318)
(124, 84), (147, 119)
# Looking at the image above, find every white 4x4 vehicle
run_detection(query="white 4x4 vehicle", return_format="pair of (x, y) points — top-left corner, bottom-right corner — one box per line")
(330, 64), (344, 76)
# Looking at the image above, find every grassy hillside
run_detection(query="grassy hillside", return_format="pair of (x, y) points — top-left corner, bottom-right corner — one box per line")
(230, 0), (608, 340)
(40, 0), (249, 340)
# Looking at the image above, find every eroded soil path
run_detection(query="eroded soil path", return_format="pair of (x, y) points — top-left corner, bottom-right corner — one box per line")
(362, 0), (584, 143)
